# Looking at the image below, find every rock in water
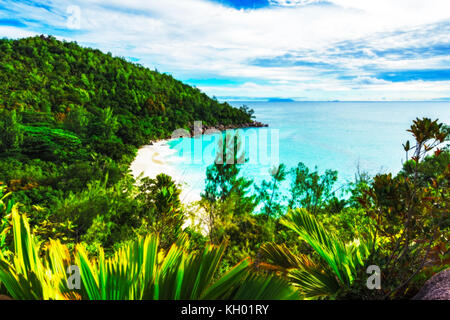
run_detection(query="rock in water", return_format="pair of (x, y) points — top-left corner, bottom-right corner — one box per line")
(413, 268), (450, 300)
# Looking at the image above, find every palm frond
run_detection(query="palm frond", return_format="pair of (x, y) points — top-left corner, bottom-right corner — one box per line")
(260, 242), (304, 271)
(0, 207), (298, 300)
(271, 208), (376, 298)
(0, 206), (71, 299)
(288, 267), (340, 299)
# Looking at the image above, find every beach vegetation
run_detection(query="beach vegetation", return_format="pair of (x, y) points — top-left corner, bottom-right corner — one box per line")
(0, 36), (448, 300)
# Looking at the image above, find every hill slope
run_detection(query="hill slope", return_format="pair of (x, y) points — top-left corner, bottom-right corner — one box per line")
(0, 35), (253, 152)
(0, 35), (254, 223)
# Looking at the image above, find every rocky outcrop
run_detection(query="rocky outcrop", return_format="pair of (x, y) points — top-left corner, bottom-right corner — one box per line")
(413, 268), (450, 300)
(190, 121), (268, 137)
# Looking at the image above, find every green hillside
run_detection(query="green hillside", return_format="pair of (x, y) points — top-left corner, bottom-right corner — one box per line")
(0, 35), (253, 153)
(0, 35), (254, 245)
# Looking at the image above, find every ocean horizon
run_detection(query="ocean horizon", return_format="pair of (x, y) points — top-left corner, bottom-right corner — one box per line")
(155, 101), (450, 202)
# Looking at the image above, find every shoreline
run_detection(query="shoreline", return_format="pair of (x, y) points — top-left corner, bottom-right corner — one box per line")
(130, 138), (210, 234)
(188, 121), (268, 136)
(130, 122), (269, 205)
(130, 139), (203, 205)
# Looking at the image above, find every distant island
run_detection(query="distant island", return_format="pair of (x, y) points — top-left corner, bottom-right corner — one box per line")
(267, 98), (295, 102)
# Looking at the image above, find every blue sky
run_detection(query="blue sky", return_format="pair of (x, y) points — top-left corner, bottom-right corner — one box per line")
(1, 0), (450, 101)
(214, 0), (271, 9)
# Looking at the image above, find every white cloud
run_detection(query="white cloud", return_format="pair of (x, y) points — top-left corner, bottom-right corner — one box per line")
(352, 76), (389, 86)
(1, 0), (450, 100)
(269, 0), (324, 6)
(0, 26), (38, 39)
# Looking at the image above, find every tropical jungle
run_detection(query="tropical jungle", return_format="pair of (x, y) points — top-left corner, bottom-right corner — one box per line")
(0, 36), (448, 300)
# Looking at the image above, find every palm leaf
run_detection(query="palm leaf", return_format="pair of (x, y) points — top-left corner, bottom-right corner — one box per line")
(260, 242), (313, 271)
(0, 206), (71, 299)
(0, 207), (299, 300)
(288, 268), (340, 299)
(228, 272), (299, 300)
(273, 209), (375, 298)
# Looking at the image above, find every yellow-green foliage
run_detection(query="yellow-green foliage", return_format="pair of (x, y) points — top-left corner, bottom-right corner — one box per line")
(0, 205), (298, 300)
(0, 205), (73, 299)
(261, 208), (376, 299)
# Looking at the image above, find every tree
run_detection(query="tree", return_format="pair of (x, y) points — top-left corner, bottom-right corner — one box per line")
(288, 162), (338, 215)
(239, 105), (255, 120)
(137, 173), (185, 249)
(64, 105), (90, 136)
(90, 107), (119, 139)
(359, 118), (449, 299)
(55, 177), (139, 247)
(256, 164), (287, 218)
(0, 109), (23, 153)
(201, 132), (256, 243)
(21, 126), (85, 162)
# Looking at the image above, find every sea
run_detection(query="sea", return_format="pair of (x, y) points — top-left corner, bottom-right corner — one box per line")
(165, 101), (450, 202)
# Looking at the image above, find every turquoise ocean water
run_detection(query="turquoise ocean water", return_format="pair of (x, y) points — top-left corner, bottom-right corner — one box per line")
(167, 101), (450, 200)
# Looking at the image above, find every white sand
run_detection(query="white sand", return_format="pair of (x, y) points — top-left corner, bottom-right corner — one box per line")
(130, 140), (209, 234)
(130, 140), (202, 204)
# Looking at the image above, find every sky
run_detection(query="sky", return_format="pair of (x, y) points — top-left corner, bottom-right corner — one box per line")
(1, 0), (450, 101)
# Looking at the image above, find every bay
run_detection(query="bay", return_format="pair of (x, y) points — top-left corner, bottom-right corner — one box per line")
(166, 101), (450, 201)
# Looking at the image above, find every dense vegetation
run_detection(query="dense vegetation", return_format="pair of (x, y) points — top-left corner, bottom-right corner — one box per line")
(0, 35), (253, 250)
(0, 36), (448, 300)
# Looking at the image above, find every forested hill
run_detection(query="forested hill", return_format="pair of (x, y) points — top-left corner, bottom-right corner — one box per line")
(0, 34), (254, 253)
(0, 35), (253, 151)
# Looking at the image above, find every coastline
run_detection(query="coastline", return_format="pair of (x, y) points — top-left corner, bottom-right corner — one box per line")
(188, 120), (268, 136)
(130, 139), (203, 205)
(130, 121), (269, 205)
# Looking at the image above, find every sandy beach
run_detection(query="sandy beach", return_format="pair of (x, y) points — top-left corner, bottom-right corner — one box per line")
(130, 140), (202, 204)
